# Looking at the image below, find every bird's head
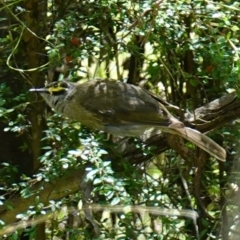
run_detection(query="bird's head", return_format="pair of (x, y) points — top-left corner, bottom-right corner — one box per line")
(29, 81), (73, 96)
(29, 81), (75, 111)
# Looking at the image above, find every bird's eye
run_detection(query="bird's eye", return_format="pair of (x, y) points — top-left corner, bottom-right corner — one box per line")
(46, 82), (68, 95)
(59, 82), (69, 88)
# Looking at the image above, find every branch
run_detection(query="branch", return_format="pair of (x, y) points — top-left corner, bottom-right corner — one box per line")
(0, 170), (83, 225)
(185, 92), (237, 132)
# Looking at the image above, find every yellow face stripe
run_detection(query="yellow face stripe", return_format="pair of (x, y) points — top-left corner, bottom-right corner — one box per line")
(47, 85), (66, 94)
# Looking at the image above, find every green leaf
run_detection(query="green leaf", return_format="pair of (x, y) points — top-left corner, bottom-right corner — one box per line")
(111, 197), (120, 205)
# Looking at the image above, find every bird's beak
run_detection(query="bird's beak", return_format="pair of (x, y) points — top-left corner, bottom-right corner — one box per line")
(29, 88), (49, 93)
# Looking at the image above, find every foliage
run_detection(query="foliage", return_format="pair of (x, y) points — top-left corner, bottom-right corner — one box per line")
(0, 0), (240, 239)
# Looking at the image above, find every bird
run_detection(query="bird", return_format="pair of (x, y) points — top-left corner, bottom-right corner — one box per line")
(30, 79), (226, 161)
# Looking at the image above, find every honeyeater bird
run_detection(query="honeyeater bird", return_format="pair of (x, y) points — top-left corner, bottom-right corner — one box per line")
(30, 79), (226, 161)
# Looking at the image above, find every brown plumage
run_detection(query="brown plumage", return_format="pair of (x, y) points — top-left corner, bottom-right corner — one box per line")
(30, 79), (226, 161)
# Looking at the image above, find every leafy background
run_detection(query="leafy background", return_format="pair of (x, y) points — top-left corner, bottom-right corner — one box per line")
(0, 0), (240, 239)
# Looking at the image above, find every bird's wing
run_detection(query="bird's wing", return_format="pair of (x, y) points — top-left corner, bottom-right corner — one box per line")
(77, 80), (172, 126)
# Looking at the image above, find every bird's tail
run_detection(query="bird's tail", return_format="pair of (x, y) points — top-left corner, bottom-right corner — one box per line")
(172, 127), (226, 162)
